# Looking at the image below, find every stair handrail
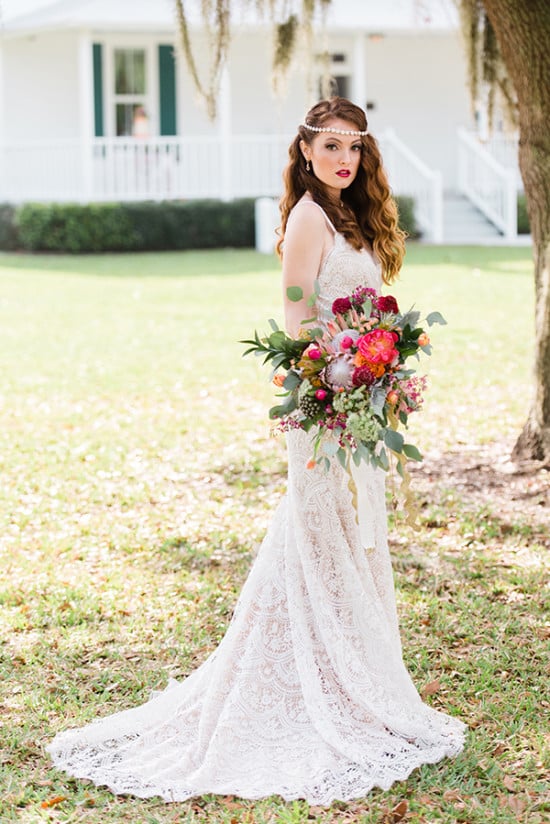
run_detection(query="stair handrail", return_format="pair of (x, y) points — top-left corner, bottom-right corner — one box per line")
(457, 127), (517, 239)
(380, 128), (443, 243)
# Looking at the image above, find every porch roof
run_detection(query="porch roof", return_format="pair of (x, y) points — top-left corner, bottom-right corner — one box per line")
(2, 0), (459, 37)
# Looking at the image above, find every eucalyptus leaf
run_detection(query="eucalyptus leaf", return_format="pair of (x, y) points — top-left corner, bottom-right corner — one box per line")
(307, 326), (324, 340)
(403, 443), (423, 462)
(377, 446), (389, 471)
(426, 311), (447, 326)
(336, 448), (347, 469)
(283, 370), (301, 390)
(268, 318), (279, 332)
(400, 309), (421, 328)
(371, 386), (386, 416)
(362, 298), (372, 316)
(286, 286), (303, 302)
(267, 330), (287, 347)
(322, 440), (340, 456)
(384, 428), (404, 453)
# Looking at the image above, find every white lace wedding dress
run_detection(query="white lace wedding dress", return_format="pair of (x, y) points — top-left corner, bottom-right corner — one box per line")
(48, 204), (466, 804)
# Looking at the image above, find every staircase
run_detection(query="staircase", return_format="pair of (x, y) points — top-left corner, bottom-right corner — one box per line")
(442, 193), (502, 244)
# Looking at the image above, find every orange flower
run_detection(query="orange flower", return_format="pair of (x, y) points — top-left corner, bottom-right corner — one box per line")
(417, 332), (430, 347)
(272, 373), (286, 387)
(306, 460), (317, 469)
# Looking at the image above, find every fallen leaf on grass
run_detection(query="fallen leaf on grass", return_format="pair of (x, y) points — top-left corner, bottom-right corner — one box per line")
(442, 789), (462, 802)
(421, 679), (440, 699)
(382, 799), (408, 822)
(499, 793), (526, 815)
(502, 775), (517, 792)
(40, 795), (67, 808)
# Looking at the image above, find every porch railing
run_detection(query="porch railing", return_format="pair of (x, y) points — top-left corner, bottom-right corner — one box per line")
(481, 132), (522, 189)
(0, 136), (292, 203)
(457, 127), (518, 239)
(0, 133), (444, 244)
(379, 128), (443, 243)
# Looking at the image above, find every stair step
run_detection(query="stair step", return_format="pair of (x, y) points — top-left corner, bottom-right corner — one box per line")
(441, 194), (502, 243)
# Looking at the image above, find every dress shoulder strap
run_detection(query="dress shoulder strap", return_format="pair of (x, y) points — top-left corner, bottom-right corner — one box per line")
(293, 199), (337, 234)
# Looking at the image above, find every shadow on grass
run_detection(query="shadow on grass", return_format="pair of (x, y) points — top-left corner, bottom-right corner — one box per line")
(0, 248), (280, 278)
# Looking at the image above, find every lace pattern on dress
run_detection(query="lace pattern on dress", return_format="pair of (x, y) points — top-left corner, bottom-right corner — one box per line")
(47, 203), (466, 804)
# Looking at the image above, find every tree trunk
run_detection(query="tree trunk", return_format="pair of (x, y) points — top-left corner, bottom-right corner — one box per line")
(481, 0), (550, 463)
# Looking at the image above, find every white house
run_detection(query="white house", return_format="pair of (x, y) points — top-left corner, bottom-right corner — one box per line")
(0, 0), (521, 242)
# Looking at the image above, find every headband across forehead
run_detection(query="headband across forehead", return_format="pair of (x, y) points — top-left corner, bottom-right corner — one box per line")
(302, 121), (368, 137)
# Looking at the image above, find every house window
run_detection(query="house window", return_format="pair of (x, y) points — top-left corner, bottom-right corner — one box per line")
(113, 48), (148, 136)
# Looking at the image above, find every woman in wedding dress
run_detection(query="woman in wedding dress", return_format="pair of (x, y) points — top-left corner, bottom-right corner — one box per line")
(47, 97), (466, 805)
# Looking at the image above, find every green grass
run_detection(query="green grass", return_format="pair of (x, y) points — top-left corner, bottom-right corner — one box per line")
(0, 245), (548, 823)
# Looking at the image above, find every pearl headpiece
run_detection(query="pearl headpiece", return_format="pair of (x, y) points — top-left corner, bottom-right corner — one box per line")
(302, 122), (368, 137)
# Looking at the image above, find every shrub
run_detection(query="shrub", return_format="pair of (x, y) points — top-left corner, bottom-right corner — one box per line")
(0, 204), (19, 250)
(517, 194), (530, 235)
(12, 199), (256, 253)
(394, 196), (419, 239)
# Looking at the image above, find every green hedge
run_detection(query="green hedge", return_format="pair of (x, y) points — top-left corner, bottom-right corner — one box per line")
(4, 199), (256, 253)
(0, 204), (19, 251)
(517, 194), (530, 234)
(394, 196), (418, 239)
(2, 193), (527, 252)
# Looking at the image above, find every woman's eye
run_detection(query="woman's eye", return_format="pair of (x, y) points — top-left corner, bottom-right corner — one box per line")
(352, 145), (362, 151)
(326, 143), (337, 150)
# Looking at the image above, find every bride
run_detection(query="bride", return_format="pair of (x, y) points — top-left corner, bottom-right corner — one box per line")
(48, 97), (466, 805)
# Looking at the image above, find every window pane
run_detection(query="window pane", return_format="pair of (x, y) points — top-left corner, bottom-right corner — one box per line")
(115, 49), (146, 94)
(116, 103), (142, 137)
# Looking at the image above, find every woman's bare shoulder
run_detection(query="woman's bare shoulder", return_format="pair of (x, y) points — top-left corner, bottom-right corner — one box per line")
(287, 197), (328, 234)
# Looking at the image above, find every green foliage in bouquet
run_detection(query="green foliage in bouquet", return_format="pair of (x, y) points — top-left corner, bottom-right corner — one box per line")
(242, 284), (446, 484)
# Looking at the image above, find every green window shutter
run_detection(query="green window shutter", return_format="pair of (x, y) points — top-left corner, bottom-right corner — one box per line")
(158, 45), (177, 136)
(93, 43), (104, 137)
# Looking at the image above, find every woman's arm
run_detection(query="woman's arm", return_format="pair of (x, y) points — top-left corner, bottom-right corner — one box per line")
(281, 205), (328, 338)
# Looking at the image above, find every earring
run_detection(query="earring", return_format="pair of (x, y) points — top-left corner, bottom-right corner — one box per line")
(306, 160), (311, 172)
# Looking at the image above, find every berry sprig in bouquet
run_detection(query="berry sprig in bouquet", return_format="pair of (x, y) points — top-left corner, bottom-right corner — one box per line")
(242, 285), (445, 495)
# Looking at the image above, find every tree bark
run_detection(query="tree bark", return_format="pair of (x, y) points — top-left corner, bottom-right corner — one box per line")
(481, 0), (550, 463)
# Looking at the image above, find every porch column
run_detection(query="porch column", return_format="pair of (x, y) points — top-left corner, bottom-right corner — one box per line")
(218, 65), (232, 201)
(77, 31), (94, 201)
(352, 33), (367, 112)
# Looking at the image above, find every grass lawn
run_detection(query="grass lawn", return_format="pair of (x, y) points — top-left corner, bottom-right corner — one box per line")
(0, 244), (548, 823)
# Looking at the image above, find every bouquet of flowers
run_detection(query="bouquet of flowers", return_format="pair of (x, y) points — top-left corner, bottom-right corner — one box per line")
(242, 285), (445, 506)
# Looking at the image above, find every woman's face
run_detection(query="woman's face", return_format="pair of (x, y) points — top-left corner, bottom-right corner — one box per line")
(301, 118), (363, 199)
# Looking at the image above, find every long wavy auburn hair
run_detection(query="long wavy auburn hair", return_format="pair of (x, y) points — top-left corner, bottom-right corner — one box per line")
(277, 97), (406, 284)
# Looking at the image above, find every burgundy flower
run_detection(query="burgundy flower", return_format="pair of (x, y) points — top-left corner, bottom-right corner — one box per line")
(351, 286), (377, 309)
(352, 365), (377, 387)
(332, 297), (352, 315)
(375, 295), (399, 314)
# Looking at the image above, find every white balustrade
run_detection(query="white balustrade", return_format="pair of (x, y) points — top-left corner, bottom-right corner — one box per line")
(379, 129), (443, 243)
(457, 127), (518, 239)
(0, 133), (445, 247)
(0, 135), (292, 204)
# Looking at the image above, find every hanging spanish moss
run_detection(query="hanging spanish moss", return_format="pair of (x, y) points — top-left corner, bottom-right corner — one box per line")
(174, 0), (332, 119)
(456, 0), (517, 130)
